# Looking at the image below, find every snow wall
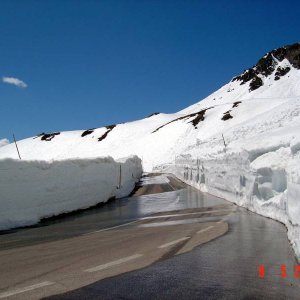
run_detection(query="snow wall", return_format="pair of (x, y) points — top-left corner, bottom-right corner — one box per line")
(157, 148), (300, 259)
(0, 156), (142, 230)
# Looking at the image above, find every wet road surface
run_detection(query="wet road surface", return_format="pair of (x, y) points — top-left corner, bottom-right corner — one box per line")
(47, 209), (300, 300)
(0, 174), (222, 251)
(130, 173), (186, 196)
(0, 174), (299, 299)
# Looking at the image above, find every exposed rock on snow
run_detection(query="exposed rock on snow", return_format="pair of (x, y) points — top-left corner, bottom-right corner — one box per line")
(81, 128), (95, 137)
(39, 132), (60, 141)
(98, 125), (116, 142)
(221, 110), (233, 121)
(153, 107), (213, 132)
(146, 112), (160, 118)
(232, 42), (300, 91)
(0, 43), (300, 256)
(275, 66), (291, 81)
(232, 101), (241, 108)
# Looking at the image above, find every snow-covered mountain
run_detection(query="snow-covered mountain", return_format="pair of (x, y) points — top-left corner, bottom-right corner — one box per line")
(1, 42), (300, 256)
(1, 43), (299, 171)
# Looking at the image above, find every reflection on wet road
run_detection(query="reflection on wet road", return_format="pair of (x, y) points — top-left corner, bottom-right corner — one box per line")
(0, 174), (300, 299)
(0, 177), (226, 250)
(46, 199), (300, 299)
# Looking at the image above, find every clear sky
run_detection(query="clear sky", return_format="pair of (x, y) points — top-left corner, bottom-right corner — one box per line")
(1, 0), (300, 140)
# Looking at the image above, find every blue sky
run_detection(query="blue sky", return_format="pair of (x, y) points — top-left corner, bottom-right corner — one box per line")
(1, 0), (300, 140)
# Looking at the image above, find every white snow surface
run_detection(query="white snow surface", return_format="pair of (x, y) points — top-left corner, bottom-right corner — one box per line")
(0, 62), (299, 171)
(165, 149), (300, 259)
(0, 156), (142, 230)
(0, 49), (300, 256)
(0, 139), (9, 147)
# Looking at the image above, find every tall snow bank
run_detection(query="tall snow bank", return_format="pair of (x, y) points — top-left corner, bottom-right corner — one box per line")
(0, 156), (142, 230)
(287, 157), (300, 226)
(167, 147), (300, 259)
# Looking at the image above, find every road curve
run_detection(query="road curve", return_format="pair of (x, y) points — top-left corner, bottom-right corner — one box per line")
(0, 174), (299, 299)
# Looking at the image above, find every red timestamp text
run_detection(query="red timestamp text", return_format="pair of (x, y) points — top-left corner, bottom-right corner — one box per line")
(259, 265), (300, 278)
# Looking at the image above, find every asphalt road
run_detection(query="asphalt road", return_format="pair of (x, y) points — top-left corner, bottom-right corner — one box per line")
(0, 174), (299, 299)
(130, 173), (186, 196)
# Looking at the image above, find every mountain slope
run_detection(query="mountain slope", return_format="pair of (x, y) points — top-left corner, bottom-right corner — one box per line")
(0, 43), (300, 171)
(1, 43), (300, 256)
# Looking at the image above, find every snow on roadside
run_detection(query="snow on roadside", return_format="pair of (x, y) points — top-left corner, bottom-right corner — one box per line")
(0, 43), (299, 254)
(163, 145), (300, 259)
(0, 156), (142, 230)
(151, 95), (300, 258)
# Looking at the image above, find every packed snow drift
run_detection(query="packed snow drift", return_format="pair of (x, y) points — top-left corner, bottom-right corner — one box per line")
(166, 149), (300, 257)
(0, 43), (300, 256)
(0, 156), (142, 230)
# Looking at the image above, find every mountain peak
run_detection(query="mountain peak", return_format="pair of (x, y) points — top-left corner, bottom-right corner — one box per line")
(232, 42), (300, 92)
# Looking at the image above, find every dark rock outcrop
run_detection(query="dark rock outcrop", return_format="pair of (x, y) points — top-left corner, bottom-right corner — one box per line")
(98, 125), (116, 142)
(153, 107), (213, 133)
(222, 110), (233, 121)
(40, 132), (60, 141)
(221, 101), (242, 121)
(249, 76), (263, 91)
(232, 101), (242, 108)
(81, 129), (95, 137)
(232, 42), (300, 91)
(274, 66), (291, 81)
(147, 112), (160, 118)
